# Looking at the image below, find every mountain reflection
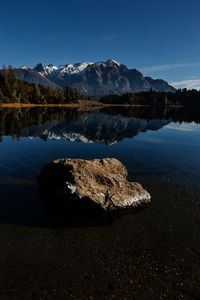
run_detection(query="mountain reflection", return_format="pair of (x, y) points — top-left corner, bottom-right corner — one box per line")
(0, 106), (199, 144)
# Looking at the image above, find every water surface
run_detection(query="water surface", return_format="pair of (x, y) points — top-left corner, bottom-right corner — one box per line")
(0, 106), (199, 299)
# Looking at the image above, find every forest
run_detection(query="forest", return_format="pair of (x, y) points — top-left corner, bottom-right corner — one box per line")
(100, 89), (200, 106)
(0, 67), (87, 104)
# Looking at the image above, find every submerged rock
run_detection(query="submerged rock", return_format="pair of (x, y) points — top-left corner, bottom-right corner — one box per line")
(38, 158), (150, 217)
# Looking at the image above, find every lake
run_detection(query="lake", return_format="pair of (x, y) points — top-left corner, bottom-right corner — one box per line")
(0, 106), (200, 299)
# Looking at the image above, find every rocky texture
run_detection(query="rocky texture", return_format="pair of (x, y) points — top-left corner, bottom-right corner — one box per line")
(68, 61), (175, 96)
(38, 158), (151, 216)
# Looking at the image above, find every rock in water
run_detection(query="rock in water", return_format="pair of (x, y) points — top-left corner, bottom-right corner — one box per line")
(38, 158), (150, 216)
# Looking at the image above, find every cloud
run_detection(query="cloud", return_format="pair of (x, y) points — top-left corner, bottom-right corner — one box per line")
(81, 34), (118, 43)
(165, 122), (200, 132)
(140, 62), (200, 73)
(170, 79), (200, 90)
(185, 76), (197, 79)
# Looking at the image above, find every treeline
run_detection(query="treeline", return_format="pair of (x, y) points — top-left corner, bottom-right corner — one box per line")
(100, 89), (200, 106)
(0, 67), (87, 104)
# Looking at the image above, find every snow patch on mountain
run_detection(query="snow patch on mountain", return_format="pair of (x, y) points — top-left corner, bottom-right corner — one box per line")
(59, 62), (94, 75)
(103, 59), (121, 66)
(20, 66), (30, 70)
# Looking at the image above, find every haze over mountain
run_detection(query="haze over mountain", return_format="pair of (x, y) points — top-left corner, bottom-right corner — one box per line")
(9, 59), (176, 97)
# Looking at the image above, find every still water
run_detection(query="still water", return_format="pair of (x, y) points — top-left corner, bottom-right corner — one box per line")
(0, 106), (200, 299)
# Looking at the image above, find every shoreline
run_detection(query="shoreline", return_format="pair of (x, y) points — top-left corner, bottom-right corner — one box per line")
(0, 101), (106, 108)
(0, 103), (184, 108)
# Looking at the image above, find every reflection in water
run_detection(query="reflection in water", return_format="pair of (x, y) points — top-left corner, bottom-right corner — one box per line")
(21, 112), (170, 145)
(0, 106), (200, 298)
(0, 106), (200, 144)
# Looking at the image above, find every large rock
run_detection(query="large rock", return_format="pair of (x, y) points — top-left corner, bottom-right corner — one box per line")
(38, 158), (150, 217)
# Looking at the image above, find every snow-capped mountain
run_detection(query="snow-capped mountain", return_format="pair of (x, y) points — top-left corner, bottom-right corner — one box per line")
(33, 59), (120, 77)
(33, 62), (95, 77)
(11, 59), (175, 96)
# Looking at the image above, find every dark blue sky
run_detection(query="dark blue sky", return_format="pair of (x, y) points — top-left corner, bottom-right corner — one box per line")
(1, 0), (200, 89)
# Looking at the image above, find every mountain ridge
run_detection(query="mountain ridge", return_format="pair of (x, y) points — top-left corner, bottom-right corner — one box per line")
(5, 59), (176, 97)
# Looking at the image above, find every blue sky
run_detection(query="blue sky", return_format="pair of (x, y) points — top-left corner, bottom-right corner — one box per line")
(1, 0), (200, 89)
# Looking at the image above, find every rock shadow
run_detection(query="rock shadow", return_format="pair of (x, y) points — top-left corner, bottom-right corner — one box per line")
(39, 189), (149, 228)
(0, 183), (149, 229)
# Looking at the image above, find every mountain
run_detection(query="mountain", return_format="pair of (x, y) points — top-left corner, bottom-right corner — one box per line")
(145, 77), (175, 92)
(11, 66), (60, 89)
(7, 59), (176, 97)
